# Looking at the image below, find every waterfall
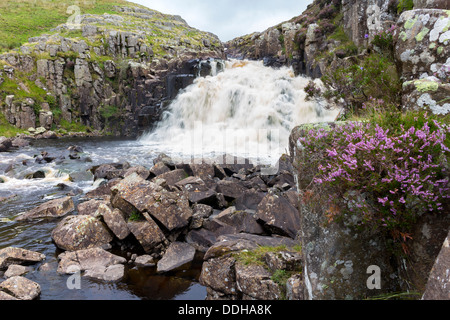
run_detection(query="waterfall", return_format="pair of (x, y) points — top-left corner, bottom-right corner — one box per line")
(139, 59), (340, 165)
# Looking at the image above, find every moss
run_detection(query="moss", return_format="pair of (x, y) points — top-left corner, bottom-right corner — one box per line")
(414, 79), (439, 92)
(415, 27), (430, 42)
(404, 16), (418, 30)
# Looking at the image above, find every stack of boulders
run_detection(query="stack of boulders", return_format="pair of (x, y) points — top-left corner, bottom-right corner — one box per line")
(12, 152), (305, 300)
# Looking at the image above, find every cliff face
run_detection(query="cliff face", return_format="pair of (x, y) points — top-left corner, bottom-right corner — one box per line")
(0, 3), (224, 136)
(226, 0), (450, 116)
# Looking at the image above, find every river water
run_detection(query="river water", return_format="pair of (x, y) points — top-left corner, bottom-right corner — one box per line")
(0, 60), (339, 300)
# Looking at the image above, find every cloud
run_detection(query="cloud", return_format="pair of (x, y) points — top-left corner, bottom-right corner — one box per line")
(128, 0), (312, 41)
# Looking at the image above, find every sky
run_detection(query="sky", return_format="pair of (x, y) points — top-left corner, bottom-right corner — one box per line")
(129, 0), (313, 42)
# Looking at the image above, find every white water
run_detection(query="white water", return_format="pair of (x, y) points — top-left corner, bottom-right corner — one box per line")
(140, 59), (340, 165)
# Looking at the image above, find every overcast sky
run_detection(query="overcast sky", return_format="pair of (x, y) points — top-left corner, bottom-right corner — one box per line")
(129, 0), (313, 42)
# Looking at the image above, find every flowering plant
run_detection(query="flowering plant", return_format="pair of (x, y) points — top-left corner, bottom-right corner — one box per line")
(299, 113), (450, 251)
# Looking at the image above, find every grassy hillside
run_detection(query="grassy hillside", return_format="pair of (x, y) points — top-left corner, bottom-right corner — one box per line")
(0, 0), (141, 52)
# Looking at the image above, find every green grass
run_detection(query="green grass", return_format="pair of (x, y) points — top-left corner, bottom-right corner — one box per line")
(0, 0), (131, 52)
(234, 245), (302, 266)
(0, 113), (27, 137)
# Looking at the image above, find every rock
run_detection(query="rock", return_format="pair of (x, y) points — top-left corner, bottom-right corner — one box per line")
(100, 205), (130, 240)
(204, 233), (299, 260)
(0, 276), (41, 300)
(189, 204), (214, 229)
(0, 247), (46, 270)
(422, 231), (450, 300)
(185, 228), (218, 252)
(134, 255), (156, 267)
(414, 0), (450, 9)
(0, 137), (12, 152)
(74, 58), (92, 87)
(16, 196), (74, 221)
(234, 189), (266, 211)
(149, 162), (171, 177)
(124, 165), (150, 180)
(200, 256), (237, 296)
(77, 199), (109, 216)
(394, 9), (450, 114)
(4, 265), (32, 278)
(263, 250), (302, 273)
(235, 262), (282, 300)
(216, 180), (247, 201)
(213, 207), (264, 235)
(57, 247), (126, 282)
(51, 215), (114, 251)
(11, 137), (29, 148)
(157, 169), (188, 186)
(127, 219), (167, 254)
(255, 191), (301, 238)
(286, 274), (304, 300)
(157, 242), (196, 273)
(0, 291), (19, 300)
(175, 176), (217, 205)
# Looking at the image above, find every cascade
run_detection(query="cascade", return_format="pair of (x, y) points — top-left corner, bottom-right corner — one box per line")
(141, 59), (340, 165)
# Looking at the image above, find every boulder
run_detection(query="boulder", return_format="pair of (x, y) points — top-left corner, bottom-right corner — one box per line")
(234, 189), (266, 211)
(0, 276), (40, 300)
(189, 204), (213, 229)
(200, 255), (237, 296)
(16, 196), (74, 221)
(157, 169), (188, 186)
(157, 242), (196, 273)
(185, 228), (218, 252)
(216, 180), (247, 201)
(51, 215), (114, 251)
(175, 176), (217, 205)
(0, 247), (46, 270)
(100, 205), (130, 240)
(255, 191), (301, 238)
(0, 137), (13, 152)
(127, 219), (167, 254)
(422, 231), (450, 300)
(213, 207), (264, 235)
(57, 247), (126, 282)
(286, 274), (304, 300)
(235, 262), (282, 300)
(77, 199), (109, 216)
(134, 255), (156, 267)
(4, 265), (32, 278)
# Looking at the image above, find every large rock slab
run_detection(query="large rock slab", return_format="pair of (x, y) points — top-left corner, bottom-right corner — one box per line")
(0, 276), (41, 300)
(51, 215), (114, 251)
(157, 242), (196, 273)
(0, 247), (46, 270)
(16, 196), (74, 221)
(98, 204), (130, 240)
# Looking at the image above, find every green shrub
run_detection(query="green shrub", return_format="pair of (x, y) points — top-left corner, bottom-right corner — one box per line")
(397, 0), (414, 14)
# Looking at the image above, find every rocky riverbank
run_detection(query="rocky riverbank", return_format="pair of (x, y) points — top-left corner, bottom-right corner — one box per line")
(1, 151), (307, 300)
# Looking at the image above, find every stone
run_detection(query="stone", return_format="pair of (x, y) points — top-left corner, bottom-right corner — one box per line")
(263, 250), (303, 273)
(414, 0), (450, 9)
(157, 169), (188, 186)
(0, 291), (19, 300)
(422, 231), (450, 300)
(134, 255), (156, 267)
(235, 262), (282, 300)
(51, 215), (114, 251)
(57, 247), (126, 281)
(255, 191), (301, 238)
(0, 276), (41, 300)
(157, 242), (196, 273)
(101, 205), (130, 240)
(175, 176), (217, 205)
(127, 219), (166, 254)
(185, 228), (218, 252)
(216, 180), (247, 200)
(286, 274), (304, 300)
(16, 196), (74, 221)
(200, 256), (237, 296)
(213, 207), (264, 235)
(0, 247), (46, 270)
(4, 265), (32, 278)
(149, 162), (171, 177)
(74, 58), (92, 87)
(77, 199), (109, 216)
(189, 204), (213, 229)
(234, 189), (266, 211)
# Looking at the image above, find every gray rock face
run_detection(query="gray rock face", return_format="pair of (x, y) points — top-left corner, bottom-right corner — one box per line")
(16, 196), (74, 221)
(157, 242), (196, 273)
(51, 215), (114, 251)
(422, 231), (450, 300)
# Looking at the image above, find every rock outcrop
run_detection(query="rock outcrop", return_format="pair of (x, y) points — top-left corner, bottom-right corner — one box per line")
(0, 4), (225, 136)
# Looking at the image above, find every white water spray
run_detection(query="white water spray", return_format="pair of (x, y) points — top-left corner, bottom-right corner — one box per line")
(140, 59), (340, 165)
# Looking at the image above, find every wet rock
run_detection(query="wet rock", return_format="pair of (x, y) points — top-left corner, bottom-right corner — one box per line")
(0, 276), (41, 300)
(0, 247), (46, 270)
(51, 215), (114, 251)
(85, 178), (120, 199)
(255, 191), (301, 238)
(157, 242), (196, 273)
(57, 247), (126, 282)
(16, 196), (75, 221)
